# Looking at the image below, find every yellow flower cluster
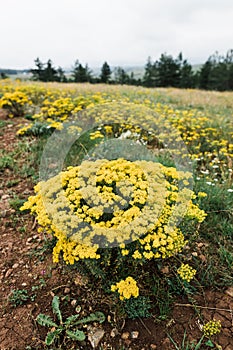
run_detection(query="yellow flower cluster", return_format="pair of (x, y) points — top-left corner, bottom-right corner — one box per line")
(21, 158), (206, 264)
(1, 81), (232, 177)
(177, 263), (196, 282)
(203, 320), (222, 337)
(0, 90), (31, 117)
(52, 230), (100, 265)
(33, 97), (77, 122)
(111, 276), (139, 300)
(16, 123), (33, 135)
(90, 130), (105, 140)
(185, 202), (207, 222)
(197, 192), (208, 198)
(20, 180), (100, 265)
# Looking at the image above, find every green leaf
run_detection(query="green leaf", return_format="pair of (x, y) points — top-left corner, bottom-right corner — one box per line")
(64, 314), (80, 326)
(205, 339), (214, 347)
(52, 296), (62, 323)
(194, 335), (205, 350)
(74, 311), (105, 326)
(66, 329), (86, 341)
(36, 314), (57, 328)
(45, 329), (61, 345)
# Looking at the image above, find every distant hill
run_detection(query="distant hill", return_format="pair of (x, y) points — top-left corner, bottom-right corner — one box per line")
(88, 65), (145, 79)
(192, 64), (203, 72)
(1, 63), (203, 80)
(90, 64), (202, 79)
(0, 68), (29, 75)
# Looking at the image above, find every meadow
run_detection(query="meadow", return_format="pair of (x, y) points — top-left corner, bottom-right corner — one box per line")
(0, 80), (232, 350)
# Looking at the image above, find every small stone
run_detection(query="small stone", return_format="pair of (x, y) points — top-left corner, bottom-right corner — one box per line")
(0, 210), (7, 218)
(71, 299), (77, 307)
(75, 305), (81, 313)
(121, 332), (130, 340)
(12, 263), (19, 269)
(48, 163), (58, 169)
(131, 331), (139, 339)
(74, 274), (87, 286)
(21, 282), (27, 287)
(199, 254), (207, 263)
(64, 287), (70, 294)
(225, 286), (233, 298)
(162, 337), (171, 347)
(161, 266), (169, 274)
(110, 328), (118, 337)
(87, 326), (105, 349)
(124, 339), (132, 346)
(150, 344), (157, 349)
(2, 194), (10, 200)
(5, 269), (13, 278)
(191, 252), (198, 257)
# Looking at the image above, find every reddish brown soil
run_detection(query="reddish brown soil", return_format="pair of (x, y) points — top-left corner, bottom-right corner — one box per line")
(0, 113), (232, 350)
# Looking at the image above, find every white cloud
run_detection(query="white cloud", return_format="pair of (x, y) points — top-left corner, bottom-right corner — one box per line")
(0, 0), (233, 68)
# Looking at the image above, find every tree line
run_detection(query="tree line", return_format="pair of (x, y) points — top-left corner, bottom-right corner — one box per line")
(15, 49), (233, 91)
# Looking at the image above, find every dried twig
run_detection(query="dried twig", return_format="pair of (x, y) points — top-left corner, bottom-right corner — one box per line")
(175, 303), (232, 313)
(31, 218), (37, 230)
(139, 317), (152, 335)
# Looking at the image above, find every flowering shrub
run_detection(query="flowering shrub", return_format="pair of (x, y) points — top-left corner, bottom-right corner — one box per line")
(177, 263), (196, 282)
(21, 158), (206, 297)
(111, 277), (139, 300)
(0, 91), (31, 117)
(21, 158), (206, 263)
(17, 121), (63, 136)
(33, 97), (77, 122)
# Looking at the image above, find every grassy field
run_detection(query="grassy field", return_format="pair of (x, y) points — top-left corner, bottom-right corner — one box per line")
(0, 80), (232, 350)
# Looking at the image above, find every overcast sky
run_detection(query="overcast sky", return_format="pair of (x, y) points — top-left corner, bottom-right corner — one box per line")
(1, 0), (233, 69)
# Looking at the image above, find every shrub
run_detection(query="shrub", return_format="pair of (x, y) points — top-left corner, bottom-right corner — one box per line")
(21, 158), (206, 298)
(0, 91), (31, 117)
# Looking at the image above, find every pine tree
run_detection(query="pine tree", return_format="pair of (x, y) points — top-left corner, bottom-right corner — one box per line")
(199, 60), (212, 90)
(43, 60), (59, 82)
(157, 53), (181, 87)
(100, 62), (111, 83)
(0, 72), (8, 79)
(72, 60), (92, 82)
(180, 59), (194, 88)
(30, 57), (44, 81)
(30, 58), (59, 82)
(114, 67), (130, 84)
(228, 64), (233, 90)
(143, 57), (158, 87)
(57, 67), (67, 82)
